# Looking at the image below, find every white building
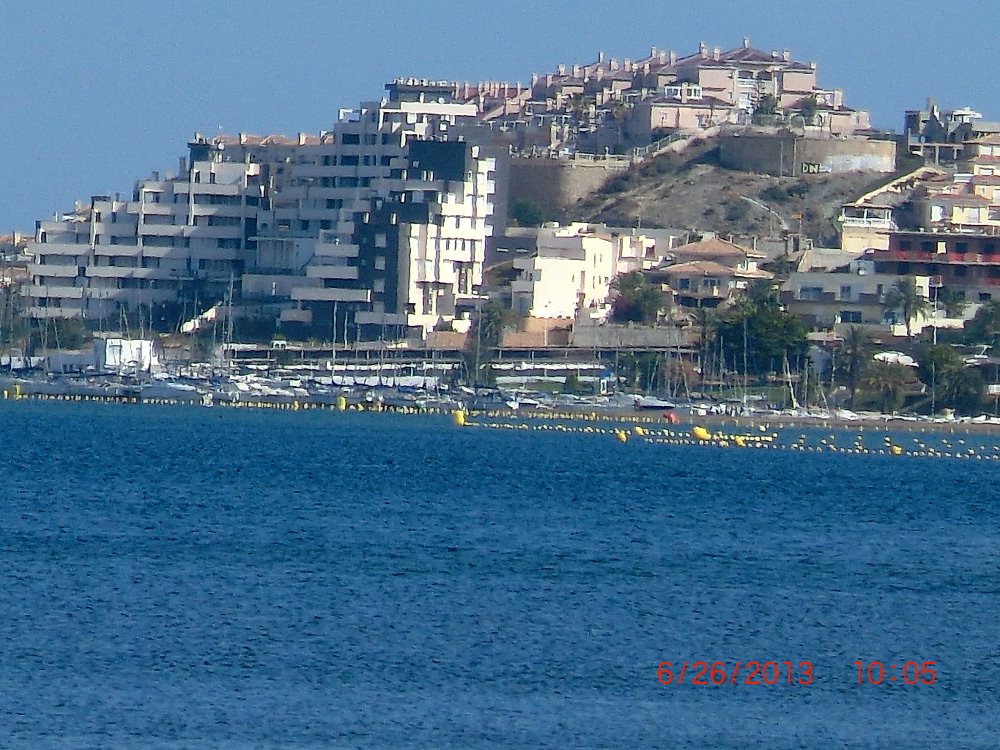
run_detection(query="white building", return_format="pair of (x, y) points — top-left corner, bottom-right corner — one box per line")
(24, 78), (496, 341)
(511, 223), (654, 319)
(26, 156), (259, 323)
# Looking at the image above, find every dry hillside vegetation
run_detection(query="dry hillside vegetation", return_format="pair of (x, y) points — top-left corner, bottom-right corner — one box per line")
(565, 142), (885, 245)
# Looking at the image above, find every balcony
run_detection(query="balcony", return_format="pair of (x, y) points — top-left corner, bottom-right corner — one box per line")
(28, 263), (80, 278)
(306, 264), (359, 280)
(85, 266), (161, 279)
(874, 249), (1000, 265)
(291, 287), (371, 303)
(26, 284), (84, 300)
(839, 216), (895, 230)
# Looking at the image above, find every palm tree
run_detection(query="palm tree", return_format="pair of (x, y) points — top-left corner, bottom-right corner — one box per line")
(861, 361), (915, 414)
(838, 325), (872, 408)
(882, 277), (929, 338)
(964, 299), (1000, 345)
(935, 287), (967, 319)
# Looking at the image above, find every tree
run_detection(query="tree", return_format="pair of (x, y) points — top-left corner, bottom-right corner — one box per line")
(754, 94), (779, 116)
(935, 287), (967, 319)
(918, 344), (985, 415)
(860, 361), (916, 414)
(882, 277), (928, 337)
(462, 299), (512, 386)
(693, 306), (717, 391)
(715, 297), (807, 379)
(963, 300), (1000, 345)
(610, 271), (664, 324)
(837, 326), (873, 409)
(798, 95), (819, 124)
(939, 366), (985, 415)
(510, 199), (545, 228)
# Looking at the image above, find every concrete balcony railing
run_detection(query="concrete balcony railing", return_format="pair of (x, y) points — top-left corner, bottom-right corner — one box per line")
(838, 216), (896, 230)
(25, 284), (85, 300)
(306, 265), (359, 280)
(27, 263), (80, 278)
(875, 249), (1000, 265)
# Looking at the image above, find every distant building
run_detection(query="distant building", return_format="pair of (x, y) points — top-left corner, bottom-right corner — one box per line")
(24, 80), (496, 340)
(781, 258), (929, 329)
(649, 236), (771, 308)
(510, 223), (661, 320)
(904, 98), (1000, 164)
(867, 230), (1000, 305)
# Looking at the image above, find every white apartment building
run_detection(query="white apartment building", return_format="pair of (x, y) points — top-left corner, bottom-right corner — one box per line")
(25, 78), (495, 341)
(511, 223), (653, 319)
(26, 156), (259, 323)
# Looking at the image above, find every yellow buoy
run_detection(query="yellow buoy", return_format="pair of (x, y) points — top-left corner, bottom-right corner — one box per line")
(890, 445), (903, 456)
(691, 426), (711, 441)
(452, 409), (466, 427)
(633, 426), (645, 437)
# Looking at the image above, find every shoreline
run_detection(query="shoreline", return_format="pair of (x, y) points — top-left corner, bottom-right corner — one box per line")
(5, 377), (1000, 436)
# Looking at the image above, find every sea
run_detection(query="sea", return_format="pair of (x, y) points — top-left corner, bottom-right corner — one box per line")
(1, 400), (998, 749)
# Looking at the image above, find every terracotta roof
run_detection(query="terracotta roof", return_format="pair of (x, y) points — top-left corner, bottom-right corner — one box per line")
(671, 236), (765, 259)
(932, 193), (990, 206)
(661, 260), (736, 276)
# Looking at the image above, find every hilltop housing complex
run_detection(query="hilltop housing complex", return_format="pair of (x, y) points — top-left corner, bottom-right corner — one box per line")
(24, 39), (910, 343)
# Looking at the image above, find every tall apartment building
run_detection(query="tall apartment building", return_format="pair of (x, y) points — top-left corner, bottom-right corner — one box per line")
(26, 156), (260, 326)
(25, 79), (495, 341)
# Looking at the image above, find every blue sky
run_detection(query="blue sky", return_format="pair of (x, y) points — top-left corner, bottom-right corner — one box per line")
(1, 0), (997, 232)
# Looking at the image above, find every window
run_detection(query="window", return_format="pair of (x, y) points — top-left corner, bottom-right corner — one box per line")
(799, 286), (822, 301)
(956, 242), (968, 253)
(839, 285), (853, 301)
(840, 310), (863, 323)
(920, 241), (934, 252)
(979, 292), (992, 302)
(899, 240), (912, 250)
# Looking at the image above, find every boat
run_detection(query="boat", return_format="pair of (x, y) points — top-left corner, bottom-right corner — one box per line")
(633, 395), (675, 411)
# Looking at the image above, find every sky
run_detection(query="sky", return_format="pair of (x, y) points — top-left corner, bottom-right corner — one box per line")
(1, 0), (998, 233)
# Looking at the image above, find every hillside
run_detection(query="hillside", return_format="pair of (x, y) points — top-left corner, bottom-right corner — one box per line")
(563, 141), (890, 245)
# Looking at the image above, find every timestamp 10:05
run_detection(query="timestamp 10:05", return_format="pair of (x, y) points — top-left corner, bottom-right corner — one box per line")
(854, 661), (936, 685)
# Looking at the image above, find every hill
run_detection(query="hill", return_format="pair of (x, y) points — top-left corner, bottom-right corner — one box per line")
(562, 141), (890, 245)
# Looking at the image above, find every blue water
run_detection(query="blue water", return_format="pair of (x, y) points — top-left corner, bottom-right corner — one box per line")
(1, 402), (998, 748)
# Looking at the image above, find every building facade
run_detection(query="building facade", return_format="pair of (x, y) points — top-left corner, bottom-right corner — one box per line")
(25, 80), (496, 340)
(510, 223), (655, 319)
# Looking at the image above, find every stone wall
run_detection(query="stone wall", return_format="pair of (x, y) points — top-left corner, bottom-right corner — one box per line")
(508, 156), (630, 218)
(571, 324), (688, 348)
(718, 133), (896, 176)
